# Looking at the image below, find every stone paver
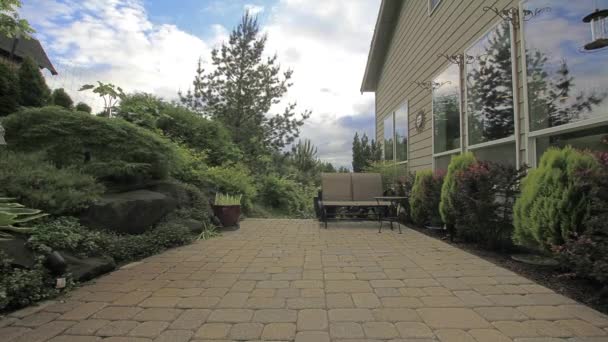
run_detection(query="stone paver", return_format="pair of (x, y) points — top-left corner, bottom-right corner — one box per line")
(1, 219), (607, 342)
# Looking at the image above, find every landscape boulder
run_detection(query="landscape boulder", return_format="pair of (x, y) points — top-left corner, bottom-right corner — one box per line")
(61, 252), (116, 282)
(0, 238), (36, 268)
(80, 190), (177, 234)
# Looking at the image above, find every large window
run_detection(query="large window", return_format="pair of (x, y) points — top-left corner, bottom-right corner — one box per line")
(395, 102), (408, 162)
(466, 21), (515, 146)
(523, 0), (608, 163)
(433, 64), (461, 154)
(383, 113), (394, 161)
(523, 0), (608, 132)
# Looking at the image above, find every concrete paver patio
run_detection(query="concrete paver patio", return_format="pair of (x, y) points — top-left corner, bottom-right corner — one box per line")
(2, 219), (608, 342)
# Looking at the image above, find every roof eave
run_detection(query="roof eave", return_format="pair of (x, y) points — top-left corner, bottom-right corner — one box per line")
(360, 0), (402, 93)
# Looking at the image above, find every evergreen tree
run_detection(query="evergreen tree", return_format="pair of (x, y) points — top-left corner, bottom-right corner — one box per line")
(320, 162), (336, 173)
(51, 88), (73, 109)
(352, 132), (364, 172)
(291, 139), (319, 174)
(0, 61), (19, 116)
(18, 56), (50, 107)
(179, 12), (310, 160)
(75, 102), (92, 114)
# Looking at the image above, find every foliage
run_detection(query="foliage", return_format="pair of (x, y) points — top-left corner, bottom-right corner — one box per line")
(257, 174), (315, 217)
(0, 0), (35, 39)
(75, 102), (92, 114)
(409, 170), (444, 226)
(202, 164), (257, 210)
(0, 61), (19, 116)
(197, 222), (220, 241)
(363, 161), (400, 191)
(28, 217), (106, 257)
(79, 82), (126, 117)
(116, 94), (241, 165)
(0, 197), (47, 240)
(439, 152), (476, 226)
(290, 139), (318, 174)
(179, 12), (310, 161)
(2, 106), (183, 183)
(0, 151), (103, 215)
(51, 88), (73, 109)
(214, 193), (242, 206)
(453, 162), (525, 250)
(18, 56), (50, 107)
(514, 147), (598, 251)
(104, 222), (193, 263)
(0, 252), (59, 312)
(555, 153), (608, 287)
(352, 132), (382, 172)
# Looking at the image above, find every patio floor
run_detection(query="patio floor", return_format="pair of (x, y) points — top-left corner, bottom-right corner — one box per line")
(2, 219), (608, 342)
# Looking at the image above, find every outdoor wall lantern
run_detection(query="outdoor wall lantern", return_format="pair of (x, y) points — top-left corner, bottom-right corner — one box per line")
(583, 8), (608, 51)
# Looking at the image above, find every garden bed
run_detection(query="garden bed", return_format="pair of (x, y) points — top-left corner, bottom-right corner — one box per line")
(409, 225), (608, 315)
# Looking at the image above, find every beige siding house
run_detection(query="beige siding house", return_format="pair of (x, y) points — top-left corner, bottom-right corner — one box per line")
(362, 0), (608, 174)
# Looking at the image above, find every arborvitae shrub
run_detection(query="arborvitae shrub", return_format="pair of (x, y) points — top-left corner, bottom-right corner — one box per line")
(439, 152), (476, 226)
(409, 170), (444, 226)
(513, 146), (598, 251)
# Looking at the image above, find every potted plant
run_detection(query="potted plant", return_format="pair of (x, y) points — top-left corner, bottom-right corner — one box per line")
(212, 193), (242, 230)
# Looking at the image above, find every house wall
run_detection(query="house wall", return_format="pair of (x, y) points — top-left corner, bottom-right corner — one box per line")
(375, 0), (522, 173)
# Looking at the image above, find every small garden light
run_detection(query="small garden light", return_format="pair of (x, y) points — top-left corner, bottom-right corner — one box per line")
(583, 8), (608, 51)
(0, 123), (6, 145)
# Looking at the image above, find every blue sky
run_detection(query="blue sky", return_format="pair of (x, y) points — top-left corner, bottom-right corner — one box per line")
(20, 0), (381, 168)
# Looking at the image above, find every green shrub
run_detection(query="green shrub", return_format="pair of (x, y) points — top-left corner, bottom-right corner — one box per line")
(18, 57), (50, 107)
(555, 153), (608, 288)
(2, 106), (183, 183)
(258, 174), (315, 217)
(363, 162), (399, 191)
(28, 217), (107, 257)
(409, 170), (443, 226)
(51, 88), (73, 109)
(514, 147), (598, 251)
(0, 252), (60, 311)
(439, 152), (476, 227)
(75, 102), (92, 114)
(202, 164), (257, 210)
(0, 151), (103, 215)
(0, 61), (19, 116)
(453, 162), (525, 250)
(116, 94), (241, 165)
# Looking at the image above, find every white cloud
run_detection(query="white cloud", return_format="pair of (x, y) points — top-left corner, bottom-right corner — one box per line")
(244, 4), (264, 15)
(22, 0), (381, 168)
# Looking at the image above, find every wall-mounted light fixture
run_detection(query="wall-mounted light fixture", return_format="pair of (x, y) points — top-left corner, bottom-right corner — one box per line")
(583, 8), (608, 51)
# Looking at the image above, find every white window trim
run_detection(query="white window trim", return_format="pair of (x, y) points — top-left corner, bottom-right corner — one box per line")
(463, 19), (519, 158)
(428, 0), (442, 16)
(431, 64), (464, 167)
(519, 0), (608, 167)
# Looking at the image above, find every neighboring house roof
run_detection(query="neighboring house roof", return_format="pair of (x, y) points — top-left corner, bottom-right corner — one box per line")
(0, 35), (58, 75)
(360, 0), (403, 93)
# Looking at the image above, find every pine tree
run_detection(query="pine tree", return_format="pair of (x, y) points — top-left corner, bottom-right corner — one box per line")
(0, 61), (19, 116)
(352, 132), (364, 172)
(51, 88), (73, 109)
(180, 12), (310, 159)
(18, 56), (50, 107)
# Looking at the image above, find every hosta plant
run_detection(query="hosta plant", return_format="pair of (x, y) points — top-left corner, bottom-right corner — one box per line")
(0, 197), (47, 240)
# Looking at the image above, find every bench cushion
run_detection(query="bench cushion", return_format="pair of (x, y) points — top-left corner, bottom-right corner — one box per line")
(321, 200), (391, 207)
(352, 173), (383, 201)
(321, 173), (353, 201)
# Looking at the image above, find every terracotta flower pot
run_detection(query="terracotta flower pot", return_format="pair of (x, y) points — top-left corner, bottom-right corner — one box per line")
(213, 205), (241, 229)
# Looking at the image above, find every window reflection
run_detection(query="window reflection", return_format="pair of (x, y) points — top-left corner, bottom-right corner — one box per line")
(433, 64), (461, 153)
(466, 21), (515, 145)
(536, 126), (608, 163)
(395, 103), (408, 162)
(524, 0), (608, 132)
(383, 114), (394, 161)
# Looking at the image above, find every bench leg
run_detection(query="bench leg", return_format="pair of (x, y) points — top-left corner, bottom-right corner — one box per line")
(322, 207), (328, 229)
(378, 208), (383, 233)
